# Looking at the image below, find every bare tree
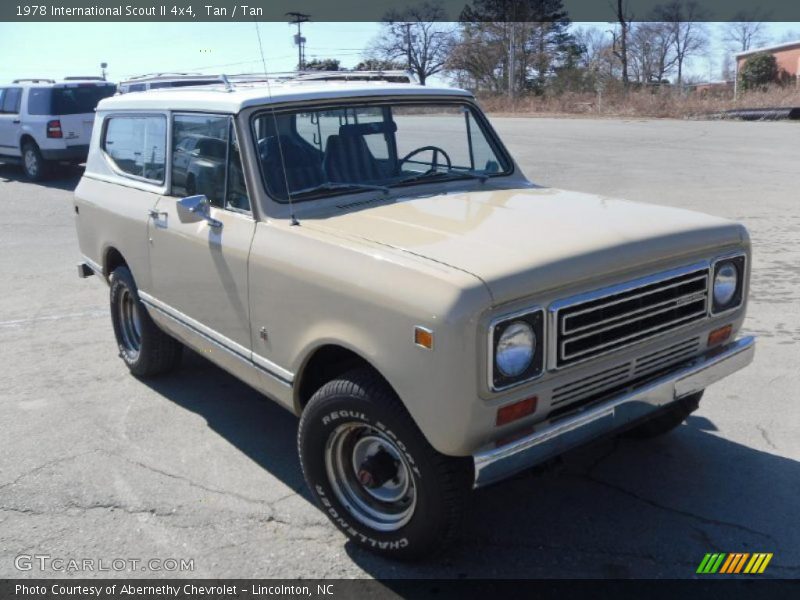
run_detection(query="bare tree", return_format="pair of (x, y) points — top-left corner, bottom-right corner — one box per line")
(628, 22), (677, 84)
(369, 1), (455, 84)
(655, 0), (709, 87)
(611, 0), (632, 85)
(722, 13), (768, 52)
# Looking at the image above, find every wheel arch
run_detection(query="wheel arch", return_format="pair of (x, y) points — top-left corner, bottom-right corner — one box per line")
(19, 134), (37, 152)
(102, 245), (128, 280)
(294, 343), (395, 415)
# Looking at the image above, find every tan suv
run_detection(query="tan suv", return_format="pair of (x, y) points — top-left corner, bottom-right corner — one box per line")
(74, 79), (755, 559)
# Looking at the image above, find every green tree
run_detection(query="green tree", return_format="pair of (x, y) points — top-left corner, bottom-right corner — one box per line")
(739, 53), (778, 91)
(304, 58), (341, 71)
(454, 0), (577, 95)
(354, 58), (407, 71)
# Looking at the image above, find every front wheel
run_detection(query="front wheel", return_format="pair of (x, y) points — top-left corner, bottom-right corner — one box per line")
(298, 369), (471, 560)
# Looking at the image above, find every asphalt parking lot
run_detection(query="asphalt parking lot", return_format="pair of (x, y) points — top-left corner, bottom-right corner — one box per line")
(1, 117), (798, 579)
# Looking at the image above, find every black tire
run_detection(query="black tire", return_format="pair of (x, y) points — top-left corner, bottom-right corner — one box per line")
(623, 391), (703, 439)
(109, 266), (182, 377)
(298, 368), (472, 560)
(22, 141), (51, 181)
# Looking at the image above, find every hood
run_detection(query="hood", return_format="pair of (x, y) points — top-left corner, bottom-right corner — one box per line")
(304, 187), (744, 304)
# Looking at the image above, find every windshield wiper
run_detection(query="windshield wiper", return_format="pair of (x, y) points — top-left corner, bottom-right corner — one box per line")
(393, 170), (489, 187)
(291, 181), (390, 197)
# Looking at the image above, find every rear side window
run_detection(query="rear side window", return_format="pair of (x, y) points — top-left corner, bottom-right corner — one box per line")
(1, 88), (21, 114)
(27, 88), (52, 115)
(49, 86), (115, 115)
(104, 115), (167, 183)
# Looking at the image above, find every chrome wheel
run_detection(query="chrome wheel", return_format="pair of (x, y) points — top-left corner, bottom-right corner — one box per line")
(325, 423), (417, 531)
(24, 149), (39, 177)
(117, 287), (142, 356)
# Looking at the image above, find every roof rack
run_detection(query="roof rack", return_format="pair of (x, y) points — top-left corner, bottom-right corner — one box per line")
(64, 76), (106, 81)
(12, 78), (56, 84)
(122, 72), (213, 82)
(226, 70), (415, 84)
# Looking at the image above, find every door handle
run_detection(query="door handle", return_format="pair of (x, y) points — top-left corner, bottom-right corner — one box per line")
(147, 209), (167, 219)
(12, 119), (20, 124)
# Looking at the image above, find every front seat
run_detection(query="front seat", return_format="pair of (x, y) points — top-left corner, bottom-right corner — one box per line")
(322, 133), (385, 183)
(259, 136), (324, 197)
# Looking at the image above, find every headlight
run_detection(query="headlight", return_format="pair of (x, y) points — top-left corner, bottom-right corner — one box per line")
(713, 263), (738, 307)
(491, 309), (544, 391)
(711, 256), (745, 313)
(496, 321), (535, 377)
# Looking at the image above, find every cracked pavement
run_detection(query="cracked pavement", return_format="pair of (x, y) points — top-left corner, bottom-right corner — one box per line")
(1, 117), (798, 578)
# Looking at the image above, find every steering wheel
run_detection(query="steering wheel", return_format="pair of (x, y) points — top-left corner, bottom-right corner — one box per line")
(399, 146), (452, 174)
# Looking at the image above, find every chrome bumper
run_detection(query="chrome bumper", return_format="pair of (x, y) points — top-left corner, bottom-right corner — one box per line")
(473, 336), (755, 488)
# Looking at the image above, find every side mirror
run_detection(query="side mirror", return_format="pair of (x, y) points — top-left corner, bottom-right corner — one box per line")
(178, 194), (209, 214)
(177, 195), (222, 228)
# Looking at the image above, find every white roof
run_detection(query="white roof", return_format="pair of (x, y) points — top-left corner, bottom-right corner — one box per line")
(98, 81), (472, 113)
(735, 40), (800, 58)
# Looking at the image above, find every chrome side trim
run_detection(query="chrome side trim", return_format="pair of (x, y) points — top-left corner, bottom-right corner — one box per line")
(138, 291), (294, 386)
(79, 256), (103, 277)
(473, 336), (755, 488)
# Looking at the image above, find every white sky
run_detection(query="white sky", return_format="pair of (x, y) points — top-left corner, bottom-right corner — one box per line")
(1, 21), (799, 84)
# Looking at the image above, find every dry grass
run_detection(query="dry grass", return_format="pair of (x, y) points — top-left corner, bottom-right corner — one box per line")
(479, 86), (800, 119)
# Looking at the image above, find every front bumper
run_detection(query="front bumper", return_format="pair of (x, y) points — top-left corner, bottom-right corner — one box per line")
(473, 336), (755, 488)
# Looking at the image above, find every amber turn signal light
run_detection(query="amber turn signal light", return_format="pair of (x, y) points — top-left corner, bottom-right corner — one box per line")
(496, 396), (537, 427)
(414, 327), (434, 350)
(708, 324), (733, 348)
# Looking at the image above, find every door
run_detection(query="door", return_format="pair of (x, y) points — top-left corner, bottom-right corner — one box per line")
(148, 114), (255, 354)
(0, 87), (22, 157)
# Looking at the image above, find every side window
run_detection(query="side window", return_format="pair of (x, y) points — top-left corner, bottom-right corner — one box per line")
(0, 89), (5, 112)
(172, 114), (249, 213)
(103, 115), (167, 183)
(225, 122), (250, 212)
(171, 114), (229, 206)
(2, 88), (22, 114)
(27, 88), (52, 115)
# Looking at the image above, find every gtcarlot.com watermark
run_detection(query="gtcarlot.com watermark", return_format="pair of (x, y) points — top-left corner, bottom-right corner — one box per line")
(15, 554), (194, 573)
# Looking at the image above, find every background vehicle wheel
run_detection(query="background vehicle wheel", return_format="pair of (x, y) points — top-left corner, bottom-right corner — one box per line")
(623, 391), (703, 439)
(109, 266), (182, 377)
(298, 368), (472, 560)
(22, 142), (51, 181)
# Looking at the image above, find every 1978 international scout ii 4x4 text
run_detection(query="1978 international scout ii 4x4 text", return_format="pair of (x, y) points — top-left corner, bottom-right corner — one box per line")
(74, 79), (755, 559)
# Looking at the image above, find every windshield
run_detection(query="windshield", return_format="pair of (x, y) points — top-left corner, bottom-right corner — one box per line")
(252, 101), (511, 202)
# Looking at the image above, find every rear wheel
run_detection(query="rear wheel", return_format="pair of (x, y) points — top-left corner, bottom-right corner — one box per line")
(298, 368), (471, 560)
(109, 266), (182, 377)
(22, 142), (51, 181)
(624, 391), (703, 439)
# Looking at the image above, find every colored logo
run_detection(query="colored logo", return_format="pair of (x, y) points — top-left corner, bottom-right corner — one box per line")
(696, 553), (773, 574)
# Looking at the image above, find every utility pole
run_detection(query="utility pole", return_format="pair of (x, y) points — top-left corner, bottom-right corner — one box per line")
(100, 62), (108, 81)
(508, 23), (515, 98)
(286, 12), (310, 70)
(404, 23), (413, 71)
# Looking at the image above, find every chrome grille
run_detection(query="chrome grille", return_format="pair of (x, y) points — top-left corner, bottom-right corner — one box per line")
(633, 337), (700, 377)
(555, 264), (709, 368)
(550, 336), (702, 415)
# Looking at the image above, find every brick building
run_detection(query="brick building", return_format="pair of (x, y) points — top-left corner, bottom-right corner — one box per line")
(735, 40), (800, 95)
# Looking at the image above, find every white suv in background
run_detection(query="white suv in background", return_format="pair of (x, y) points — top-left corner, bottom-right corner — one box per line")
(0, 78), (116, 180)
